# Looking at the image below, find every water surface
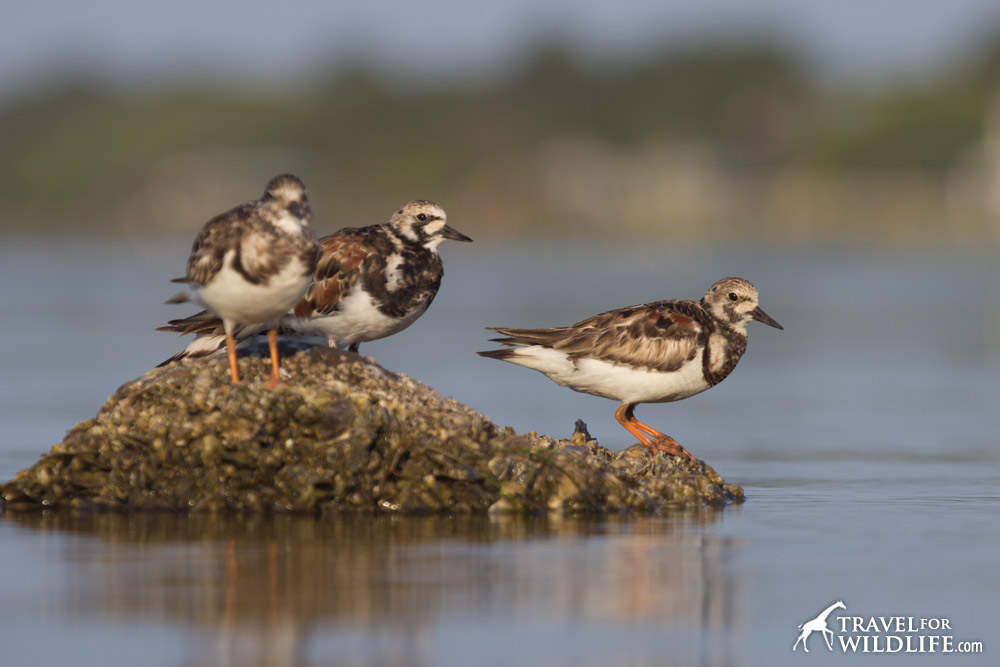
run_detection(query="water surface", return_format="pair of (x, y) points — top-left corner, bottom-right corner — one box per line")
(0, 236), (997, 665)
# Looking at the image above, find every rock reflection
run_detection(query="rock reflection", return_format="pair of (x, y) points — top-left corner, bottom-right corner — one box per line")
(5, 510), (745, 666)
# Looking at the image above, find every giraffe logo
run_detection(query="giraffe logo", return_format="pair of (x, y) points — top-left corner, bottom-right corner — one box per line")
(793, 600), (847, 652)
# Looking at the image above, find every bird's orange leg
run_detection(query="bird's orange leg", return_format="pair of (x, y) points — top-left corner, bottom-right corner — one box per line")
(265, 328), (285, 387)
(225, 331), (241, 384)
(615, 402), (654, 447)
(615, 403), (697, 461)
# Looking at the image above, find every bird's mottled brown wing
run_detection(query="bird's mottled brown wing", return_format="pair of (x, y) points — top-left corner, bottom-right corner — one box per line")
(489, 300), (705, 373)
(183, 205), (253, 287)
(156, 310), (224, 336)
(293, 228), (373, 317)
(156, 309), (270, 341)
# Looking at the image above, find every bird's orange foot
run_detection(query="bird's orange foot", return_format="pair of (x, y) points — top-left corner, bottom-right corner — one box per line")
(645, 435), (698, 462)
(264, 374), (286, 388)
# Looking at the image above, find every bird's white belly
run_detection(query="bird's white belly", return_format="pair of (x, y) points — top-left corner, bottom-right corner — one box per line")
(289, 287), (428, 345)
(504, 347), (711, 404)
(196, 255), (311, 326)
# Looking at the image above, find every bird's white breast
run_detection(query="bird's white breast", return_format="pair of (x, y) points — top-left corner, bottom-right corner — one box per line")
(194, 250), (311, 326)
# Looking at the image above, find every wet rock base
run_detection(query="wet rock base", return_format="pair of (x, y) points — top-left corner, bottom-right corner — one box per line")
(1, 344), (744, 515)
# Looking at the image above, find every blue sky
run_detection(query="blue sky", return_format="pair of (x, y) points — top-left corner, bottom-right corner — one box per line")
(4, 0), (1000, 101)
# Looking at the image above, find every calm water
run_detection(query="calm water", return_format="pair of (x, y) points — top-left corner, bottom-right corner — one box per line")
(0, 235), (998, 666)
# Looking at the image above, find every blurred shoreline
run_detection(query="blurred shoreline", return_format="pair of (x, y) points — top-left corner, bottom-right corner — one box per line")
(3, 40), (1000, 247)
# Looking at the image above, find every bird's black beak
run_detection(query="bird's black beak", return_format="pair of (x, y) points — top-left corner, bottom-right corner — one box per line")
(751, 306), (783, 330)
(442, 224), (473, 242)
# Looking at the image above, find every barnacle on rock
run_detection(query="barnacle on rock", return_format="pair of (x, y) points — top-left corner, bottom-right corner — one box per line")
(1, 342), (743, 514)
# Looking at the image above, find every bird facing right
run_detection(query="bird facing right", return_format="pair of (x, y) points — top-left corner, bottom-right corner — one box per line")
(158, 200), (471, 363)
(478, 277), (783, 461)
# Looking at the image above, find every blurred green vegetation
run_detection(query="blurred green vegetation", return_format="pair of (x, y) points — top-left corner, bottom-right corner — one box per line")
(1, 36), (999, 241)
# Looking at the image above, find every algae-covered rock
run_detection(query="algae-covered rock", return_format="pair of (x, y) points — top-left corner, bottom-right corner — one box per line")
(0, 344), (743, 514)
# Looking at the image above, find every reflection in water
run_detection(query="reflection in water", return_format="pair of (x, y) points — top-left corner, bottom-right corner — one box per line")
(4, 510), (745, 667)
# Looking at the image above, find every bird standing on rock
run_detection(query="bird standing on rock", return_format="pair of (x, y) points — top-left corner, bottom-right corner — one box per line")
(478, 277), (783, 461)
(159, 200), (471, 363)
(165, 174), (319, 386)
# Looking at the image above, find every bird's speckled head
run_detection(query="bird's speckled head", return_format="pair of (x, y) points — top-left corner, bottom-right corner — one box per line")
(261, 174), (311, 230)
(390, 200), (472, 250)
(703, 277), (783, 331)
(264, 174), (307, 203)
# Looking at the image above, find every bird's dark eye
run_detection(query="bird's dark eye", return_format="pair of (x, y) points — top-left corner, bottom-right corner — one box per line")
(728, 292), (738, 301)
(417, 213), (427, 222)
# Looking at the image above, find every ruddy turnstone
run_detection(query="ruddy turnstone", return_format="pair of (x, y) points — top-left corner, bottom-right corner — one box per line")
(164, 173), (319, 385)
(158, 200), (471, 362)
(478, 277), (783, 460)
